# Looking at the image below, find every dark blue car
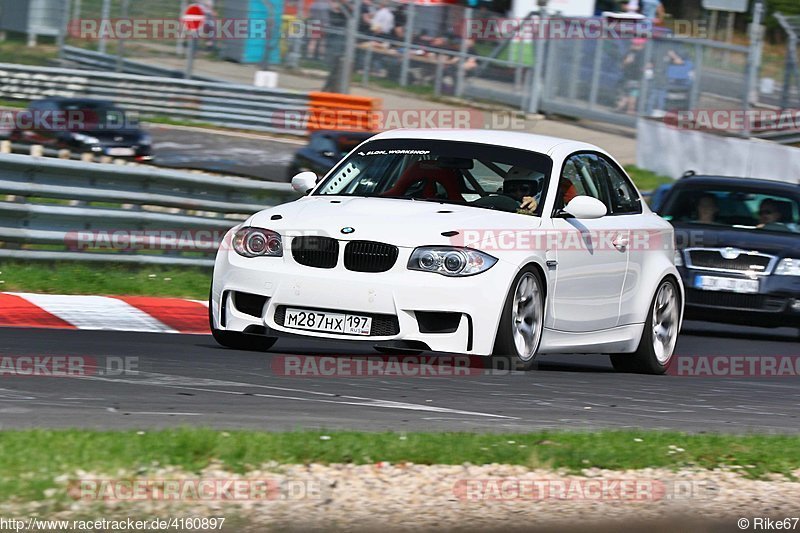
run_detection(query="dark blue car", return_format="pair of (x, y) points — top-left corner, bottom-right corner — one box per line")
(658, 175), (800, 336)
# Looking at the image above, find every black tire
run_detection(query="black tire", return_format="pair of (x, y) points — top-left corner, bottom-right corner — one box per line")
(492, 266), (545, 371)
(208, 290), (277, 352)
(610, 277), (681, 374)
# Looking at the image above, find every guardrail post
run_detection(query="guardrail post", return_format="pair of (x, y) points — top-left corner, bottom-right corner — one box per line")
(30, 145), (43, 157)
(0, 141), (10, 154)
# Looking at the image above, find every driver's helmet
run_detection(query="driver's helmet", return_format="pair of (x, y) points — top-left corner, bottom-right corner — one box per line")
(503, 166), (545, 200)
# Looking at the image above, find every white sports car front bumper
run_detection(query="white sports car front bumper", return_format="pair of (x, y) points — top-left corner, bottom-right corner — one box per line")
(211, 243), (519, 355)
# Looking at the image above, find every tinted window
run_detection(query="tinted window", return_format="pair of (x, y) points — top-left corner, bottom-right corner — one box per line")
(597, 156), (641, 215)
(661, 186), (800, 234)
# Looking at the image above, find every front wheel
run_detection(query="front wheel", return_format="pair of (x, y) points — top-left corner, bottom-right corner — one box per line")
(611, 278), (680, 374)
(208, 291), (277, 352)
(493, 267), (545, 371)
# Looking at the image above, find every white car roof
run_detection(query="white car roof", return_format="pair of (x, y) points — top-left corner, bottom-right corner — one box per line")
(368, 129), (603, 157)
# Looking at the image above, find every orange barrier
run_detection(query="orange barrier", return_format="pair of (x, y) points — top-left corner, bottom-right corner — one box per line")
(306, 92), (382, 132)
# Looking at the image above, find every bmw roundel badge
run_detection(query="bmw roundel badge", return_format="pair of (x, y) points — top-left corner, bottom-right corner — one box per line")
(341, 227), (355, 234)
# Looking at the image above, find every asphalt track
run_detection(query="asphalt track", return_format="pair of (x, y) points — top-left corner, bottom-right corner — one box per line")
(148, 125), (299, 180)
(0, 321), (797, 433)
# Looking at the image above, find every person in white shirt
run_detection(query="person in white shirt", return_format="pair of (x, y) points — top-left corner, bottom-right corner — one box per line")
(370, 2), (395, 35)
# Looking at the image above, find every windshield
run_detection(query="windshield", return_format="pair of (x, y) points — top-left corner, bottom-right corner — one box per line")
(313, 139), (553, 215)
(59, 102), (135, 130)
(661, 186), (800, 234)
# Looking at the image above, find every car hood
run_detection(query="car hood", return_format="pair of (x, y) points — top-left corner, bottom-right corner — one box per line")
(248, 196), (541, 248)
(673, 223), (800, 258)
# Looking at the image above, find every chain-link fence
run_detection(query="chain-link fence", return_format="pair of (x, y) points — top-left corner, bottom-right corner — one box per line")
(12, 0), (779, 136)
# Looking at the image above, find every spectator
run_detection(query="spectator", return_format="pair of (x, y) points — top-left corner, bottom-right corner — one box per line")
(641, 0), (665, 23)
(322, 0), (348, 92)
(615, 38), (646, 114)
(370, 1), (395, 36)
(306, 0), (331, 60)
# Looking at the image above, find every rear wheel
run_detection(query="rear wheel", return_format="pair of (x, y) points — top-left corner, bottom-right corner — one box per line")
(493, 267), (545, 371)
(611, 278), (680, 374)
(208, 290), (277, 352)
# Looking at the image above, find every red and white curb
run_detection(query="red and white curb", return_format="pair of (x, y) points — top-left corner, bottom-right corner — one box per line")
(0, 293), (210, 334)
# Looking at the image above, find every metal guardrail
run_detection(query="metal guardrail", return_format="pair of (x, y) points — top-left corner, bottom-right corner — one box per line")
(0, 153), (299, 266)
(60, 46), (224, 82)
(0, 62), (311, 135)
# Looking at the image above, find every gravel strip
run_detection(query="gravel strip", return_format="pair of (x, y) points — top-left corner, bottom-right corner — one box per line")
(4, 464), (800, 531)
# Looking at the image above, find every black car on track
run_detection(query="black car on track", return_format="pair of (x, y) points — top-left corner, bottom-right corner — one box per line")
(286, 130), (373, 179)
(658, 175), (800, 336)
(10, 97), (153, 160)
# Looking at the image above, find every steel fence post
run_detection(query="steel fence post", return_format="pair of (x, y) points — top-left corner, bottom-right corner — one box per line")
(400, 1), (416, 87)
(455, 7), (472, 98)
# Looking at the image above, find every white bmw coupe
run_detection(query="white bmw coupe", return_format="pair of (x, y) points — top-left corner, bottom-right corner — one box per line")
(210, 129), (683, 374)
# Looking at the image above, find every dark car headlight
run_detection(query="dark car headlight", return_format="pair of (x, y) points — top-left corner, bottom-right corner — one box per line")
(775, 258), (800, 276)
(408, 246), (497, 277)
(71, 132), (100, 144)
(232, 227), (282, 258)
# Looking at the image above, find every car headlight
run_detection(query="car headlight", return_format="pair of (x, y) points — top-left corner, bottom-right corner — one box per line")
(71, 132), (100, 144)
(408, 246), (497, 277)
(232, 227), (282, 258)
(674, 249), (684, 267)
(775, 258), (800, 276)
(138, 133), (152, 146)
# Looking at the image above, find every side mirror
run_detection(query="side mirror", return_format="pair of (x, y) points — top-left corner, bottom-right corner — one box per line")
(291, 171), (318, 194)
(563, 196), (607, 219)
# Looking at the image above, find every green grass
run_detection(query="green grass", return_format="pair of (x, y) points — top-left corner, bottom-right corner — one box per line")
(0, 261), (210, 299)
(0, 38), (58, 66)
(1, 429), (799, 501)
(624, 165), (674, 191)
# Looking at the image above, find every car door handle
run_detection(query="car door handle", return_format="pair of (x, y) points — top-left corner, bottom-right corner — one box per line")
(612, 235), (629, 251)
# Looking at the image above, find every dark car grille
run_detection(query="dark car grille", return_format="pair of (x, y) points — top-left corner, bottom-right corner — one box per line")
(273, 306), (400, 336)
(687, 250), (773, 273)
(291, 236), (339, 269)
(686, 289), (787, 311)
(344, 241), (399, 273)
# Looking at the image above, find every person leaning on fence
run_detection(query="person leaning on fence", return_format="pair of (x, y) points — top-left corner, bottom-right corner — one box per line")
(322, 0), (349, 92)
(615, 38), (647, 115)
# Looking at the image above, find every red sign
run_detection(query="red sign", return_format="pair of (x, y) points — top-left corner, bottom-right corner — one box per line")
(181, 4), (207, 32)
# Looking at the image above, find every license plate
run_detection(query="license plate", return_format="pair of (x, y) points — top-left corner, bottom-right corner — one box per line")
(107, 147), (134, 156)
(284, 308), (372, 336)
(695, 275), (759, 293)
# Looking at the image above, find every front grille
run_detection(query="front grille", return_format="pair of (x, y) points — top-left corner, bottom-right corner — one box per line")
(687, 249), (773, 273)
(291, 236), (339, 269)
(686, 289), (783, 311)
(344, 241), (399, 273)
(273, 306), (400, 336)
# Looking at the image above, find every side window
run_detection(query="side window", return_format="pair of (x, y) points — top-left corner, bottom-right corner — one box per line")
(556, 153), (609, 212)
(597, 157), (642, 215)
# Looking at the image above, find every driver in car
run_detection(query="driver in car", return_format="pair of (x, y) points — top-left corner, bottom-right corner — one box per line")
(503, 167), (544, 215)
